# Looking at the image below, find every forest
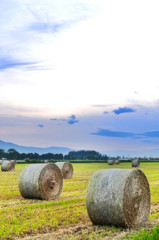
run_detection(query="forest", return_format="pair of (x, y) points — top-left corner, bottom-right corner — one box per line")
(0, 149), (108, 160)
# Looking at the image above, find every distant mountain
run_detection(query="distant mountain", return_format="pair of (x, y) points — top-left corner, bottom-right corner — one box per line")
(1, 139), (159, 157)
(0, 140), (73, 154)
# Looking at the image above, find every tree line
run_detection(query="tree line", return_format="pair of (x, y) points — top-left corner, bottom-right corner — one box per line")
(0, 149), (108, 161)
(65, 150), (108, 160)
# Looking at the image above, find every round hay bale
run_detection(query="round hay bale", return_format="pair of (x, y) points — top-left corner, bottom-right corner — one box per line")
(115, 160), (120, 164)
(19, 163), (63, 200)
(1, 160), (15, 171)
(132, 159), (140, 167)
(86, 169), (150, 228)
(44, 160), (49, 163)
(0, 160), (4, 165)
(11, 160), (16, 164)
(55, 161), (73, 179)
(108, 160), (115, 165)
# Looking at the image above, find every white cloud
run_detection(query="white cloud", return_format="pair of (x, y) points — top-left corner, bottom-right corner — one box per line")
(0, 0), (97, 60)
(0, 1), (159, 119)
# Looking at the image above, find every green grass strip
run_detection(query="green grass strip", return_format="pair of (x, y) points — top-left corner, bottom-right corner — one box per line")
(123, 226), (159, 240)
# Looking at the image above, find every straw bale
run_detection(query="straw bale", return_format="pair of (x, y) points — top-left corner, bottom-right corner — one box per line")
(11, 160), (16, 164)
(0, 160), (4, 165)
(115, 160), (120, 164)
(19, 163), (63, 200)
(132, 159), (140, 167)
(86, 169), (150, 227)
(55, 161), (73, 179)
(108, 160), (115, 165)
(1, 160), (15, 171)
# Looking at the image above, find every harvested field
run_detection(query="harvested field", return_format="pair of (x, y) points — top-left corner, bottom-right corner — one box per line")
(0, 162), (159, 239)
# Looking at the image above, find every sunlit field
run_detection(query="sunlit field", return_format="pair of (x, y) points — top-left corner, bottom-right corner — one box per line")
(0, 162), (159, 240)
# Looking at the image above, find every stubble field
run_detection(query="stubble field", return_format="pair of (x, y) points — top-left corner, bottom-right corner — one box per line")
(0, 162), (159, 240)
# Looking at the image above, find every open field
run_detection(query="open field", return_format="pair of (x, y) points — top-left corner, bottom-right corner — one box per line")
(0, 162), (159, 240)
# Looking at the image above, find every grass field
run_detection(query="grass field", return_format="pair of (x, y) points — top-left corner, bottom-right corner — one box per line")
(0, 162), (159, 240)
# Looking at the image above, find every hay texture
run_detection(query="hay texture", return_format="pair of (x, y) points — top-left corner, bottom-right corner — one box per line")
(11, 160), (16, 164)
(115, 160), (120, 164)
(108, 160), (115, 165)
(19, 163), (63, 200)
(132, 159), (140, 167)
(1, 160), (15, 171)
(55, 161), (73, 179)
(0, 160), (4, 165)
(86, 169), (150, 228)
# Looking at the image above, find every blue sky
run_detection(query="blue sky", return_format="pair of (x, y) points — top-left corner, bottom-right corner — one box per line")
(0, 0), (159, 156)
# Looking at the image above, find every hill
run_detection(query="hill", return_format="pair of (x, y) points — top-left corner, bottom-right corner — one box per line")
(0, 140), (73, 154)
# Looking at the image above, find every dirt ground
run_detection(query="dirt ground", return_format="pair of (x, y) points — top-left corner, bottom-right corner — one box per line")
(16, 221), (155, 240)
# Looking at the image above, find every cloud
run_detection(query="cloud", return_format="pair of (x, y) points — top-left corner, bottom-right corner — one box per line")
(142, 140), (158, 144)
(92, 129), (134, 138)
(0, 103), (42, 116)
(102, 106), (136, 115)
(67, 115), (79, 124)
(0, 57), (37, 71)
(29, 22), (66, 33)
(0, 0), (97, 76)
(113, 107), (136, 115)
(37, 124), (44, 128)
(142, 131), (159, 138)
(49, 115), (79, 124)
(50, 118), (57, 121)
(93, 104), (107, 108)
(103, 111), (109, 114)
(91, 129), (159, 139)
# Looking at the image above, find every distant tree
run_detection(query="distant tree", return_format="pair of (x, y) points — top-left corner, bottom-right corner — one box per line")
(41, 153), (55, 160)
(0, 149), (6, 159)
(20, 153), (27, 160)
(68, 150), (108, 160)
(7, 148), (19, 159)
(54, 154), (63, 160)
(27, 153), (34, 159)
(64, 155), (68, 160)
(58, 154), (63, 160)
(1, 148), (108, 162)
(33, 153), (40, 160)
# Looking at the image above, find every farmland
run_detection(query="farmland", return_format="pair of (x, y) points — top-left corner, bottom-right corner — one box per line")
(0, 162), (159, 239)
